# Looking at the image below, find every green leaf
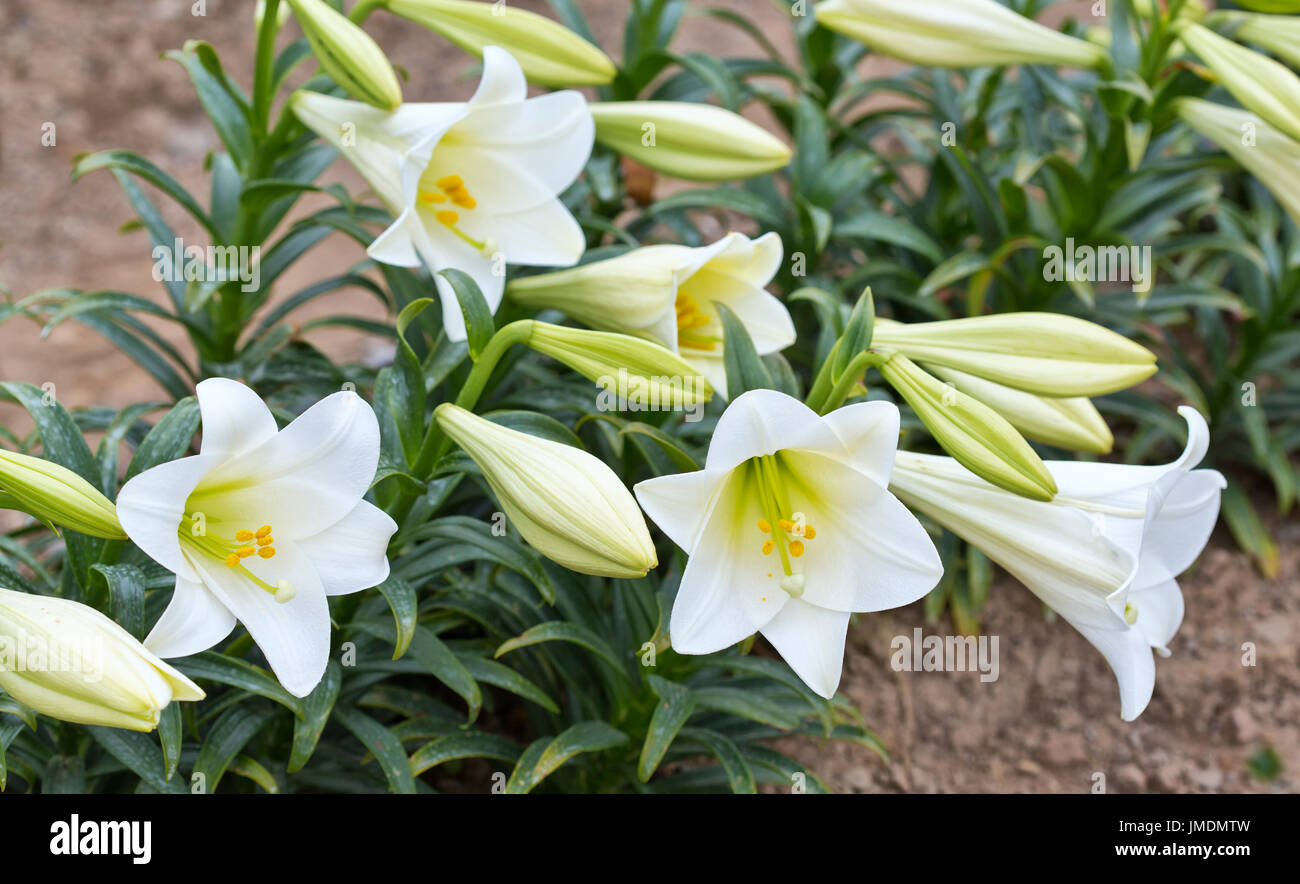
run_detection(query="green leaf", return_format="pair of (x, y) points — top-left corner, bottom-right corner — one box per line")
(506, 721), (630, 793)
(834, 287), (875, 379)
(1221, 481), (1279, 578)
(638, 675), (695, 782)
(72, 150), (217, 238)
(456, 655), (561, 714)
(90, 563), (146, 639)
(193, 703), (276, 793)
(288, 660), (342, 774)
(175, 652), (305, 718)
(376, 576), (418, 660)
(333, 706), (418, 794)
(157, 702), (183, 782)
(834, 209), (944, 264)
(89, 727), (187, 794)
(227, 755), (279, 793)
(0, 381), (101, 487)
(164, 41), (253, 171)
(438, 268), (495, 360)
(124, 398), (200, 481)
(409, 733), (522, 777)
(495, 621), (628, 676)
(678, 726), (755, 794)
(717, 302), (773, 398)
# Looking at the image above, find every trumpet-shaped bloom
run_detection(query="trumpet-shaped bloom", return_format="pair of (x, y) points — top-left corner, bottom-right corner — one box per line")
(889, 407), (1224, 721)
(291, 46), (593, 341)
(435, 404), (657, 578)
(1177, 97), (1300, 227)
(116, 379), (397, 697)
(815, 0), (1110, 70)
(0, 588), (204, 732)
(635, 390), (942, 698)
(508, 232), (794, 397)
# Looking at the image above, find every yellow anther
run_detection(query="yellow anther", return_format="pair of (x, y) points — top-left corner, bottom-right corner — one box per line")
(452, 194), (477, 209)
(790, 540), (805, 557)
(778, 519), (794, 533)
(236, 546), (256, 558)
(235, 529), (254, 542)
(419, 191), (448, 204)
(257, 534), (274, 546)
(258, 547), (276, 559)
(436, 174), (464, 191)
(803, 525), (817, 539)
(761, 540), (774, 556)
(436, 210), (460, 226)
(757, 519), (771, 534)
(225, 553), (241, 568)
(256, 525), (273, 538)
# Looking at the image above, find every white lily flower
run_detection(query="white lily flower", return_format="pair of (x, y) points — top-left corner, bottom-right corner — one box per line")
(889, 407), (1225, 721)
(116, 379), (397, 697)
(634, 390), (942, 698)
(508, 232), (795, 398)
(291, 46), (594, 341)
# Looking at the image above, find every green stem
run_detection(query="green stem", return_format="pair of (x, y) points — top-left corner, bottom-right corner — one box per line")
(410, 320), (536, 479)
(252, 0), (284, 137)
(349, 0), (386, 23)
(811, 349), (887, 415)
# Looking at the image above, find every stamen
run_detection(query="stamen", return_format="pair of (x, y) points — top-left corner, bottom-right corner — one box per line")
(790, 540), (805, 557)
(436, 210), (460, 226)
(751, 454), (819, 596)
(675, 289), (722, 351)
(757, 519), (771, 534)
(235, 529), (254, 542)
(761, 540), (774, 556)
(225, 553), (240, 568)
(257, 534), (274, 546)
(259, 547), (276, 559)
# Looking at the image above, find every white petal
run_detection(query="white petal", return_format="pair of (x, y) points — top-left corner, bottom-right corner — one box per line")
(1073, 620), (1156, 722)
(117, 454), (224, 582)
(634, 468), (732, 556)
(468, 46), (527, 108)
(759, 598), (850, 699)
(296, 501), (396, 596)
(449, 90), (593, 195)
(668, 469), (788, 654)
(1130, 577), (1184, 654)
(820, 399), (901, 487)
(686, 267), (794, 354)
(187, 542), (330, 698)
(702, 231), (783, 288)
(1136, 469), (1225, 586)
(196, 378), (278, 461)
(143, 576), (237, 659)
(367, 211), (423, 267)
(783, 452), (942, 612)
(682, 351), (729, 400)
(1049, 406), (1212, 498)
(190, 392), (381, 540)
(703, 389), (839, 472)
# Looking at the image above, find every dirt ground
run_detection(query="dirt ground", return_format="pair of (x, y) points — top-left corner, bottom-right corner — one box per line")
(1, 0), (1294, 793)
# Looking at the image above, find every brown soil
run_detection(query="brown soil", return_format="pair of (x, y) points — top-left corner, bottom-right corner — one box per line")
(1, 0), (1293, 794)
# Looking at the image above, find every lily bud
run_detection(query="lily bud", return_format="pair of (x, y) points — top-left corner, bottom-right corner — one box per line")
(814, 0), (1110, 70)
(286, 0), (402, 110)
(929, 366), (1114, 455)
(871, 313), (1157, 397)
(1176, 97), (1300, 227)
(385, 0), (616, 87)
(1231, 1), (1300, 13)
(0, 588), (204, 732)
(255, 0), (292, 31)
(877, 354), (1058, 501)
(1178, 22), (1300, 144)
(0, 450), (127, 539)
(589, 102), (791, 181)
(525, 321), (715, 408)
(1214, 12), (1300, 69)
(434, 404), (658, 578)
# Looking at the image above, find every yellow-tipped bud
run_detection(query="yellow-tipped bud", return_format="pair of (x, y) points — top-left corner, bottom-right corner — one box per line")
(1178, 22), (1300, 144)
(877, 354), (1058, 501)
(384, 0), (616, 87)
(871, 313), (1157, 398)
(0, 450), (127, 539)
(814, 0), (1111, 70)
(589, 101), (791, 181)
(434, 404), (658, 579)
(525, 321), (714, 409)
(0, 588), (204, 732)
(286, 0), (402, 110)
